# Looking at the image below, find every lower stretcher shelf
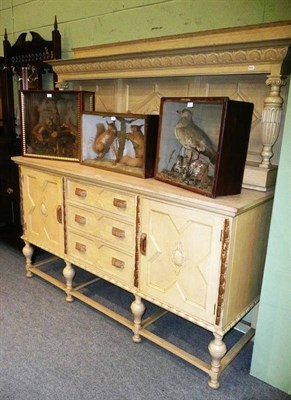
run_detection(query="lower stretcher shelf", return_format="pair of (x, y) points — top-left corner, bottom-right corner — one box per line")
(23, 248), (255, 389)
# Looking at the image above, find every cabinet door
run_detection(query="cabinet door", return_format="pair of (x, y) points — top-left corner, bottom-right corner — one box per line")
(20, 166), (64, 255)
(139, 198), (227, 325)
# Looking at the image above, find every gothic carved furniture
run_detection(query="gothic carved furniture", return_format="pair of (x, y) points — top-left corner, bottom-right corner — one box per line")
(0, 18), (61, 245)
(0, 56), (20, 236)
(3, 16), (61, 90)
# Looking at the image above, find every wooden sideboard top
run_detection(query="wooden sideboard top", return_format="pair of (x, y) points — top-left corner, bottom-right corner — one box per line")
(13, 156), (273, 217)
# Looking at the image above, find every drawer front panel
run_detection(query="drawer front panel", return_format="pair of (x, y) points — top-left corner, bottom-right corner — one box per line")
(66, 179), (137, 219)
(67, 230), (135, 287)
(66, 205), (135, 252)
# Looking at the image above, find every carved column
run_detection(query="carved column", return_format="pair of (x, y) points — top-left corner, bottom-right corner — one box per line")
(260, 75), (286, 168)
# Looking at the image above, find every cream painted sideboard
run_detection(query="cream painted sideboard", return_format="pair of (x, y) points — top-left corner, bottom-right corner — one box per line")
(13, 155), (273, 389)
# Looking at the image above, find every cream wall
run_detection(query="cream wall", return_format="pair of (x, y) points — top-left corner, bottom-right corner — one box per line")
(1, 0), (291, 394)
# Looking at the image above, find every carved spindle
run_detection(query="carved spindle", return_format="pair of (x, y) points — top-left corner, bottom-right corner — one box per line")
(63, 261), (75, 302)
(208, 333), (227, 389)
(22, 240), (34, 278)
(260, 75), (286, 168)
(54, 15), (58, 30)
(130, 295), (146, 343)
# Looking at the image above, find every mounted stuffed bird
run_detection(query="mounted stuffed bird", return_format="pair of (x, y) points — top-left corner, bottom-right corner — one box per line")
(175, 109), (217, 164)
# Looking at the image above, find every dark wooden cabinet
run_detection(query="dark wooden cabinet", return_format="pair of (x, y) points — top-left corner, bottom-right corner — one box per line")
(0, 55), (21, 245)
(0, 18), (61, 248)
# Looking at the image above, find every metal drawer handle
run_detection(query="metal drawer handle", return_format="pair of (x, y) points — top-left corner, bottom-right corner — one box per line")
(112, 227), (125, 238)
(113, 198), (127, 209)
(112, 257), (124, 269)
(75, 214), (86, 225)
(75, 187), (87, 198)
(75, 242), (87, 253)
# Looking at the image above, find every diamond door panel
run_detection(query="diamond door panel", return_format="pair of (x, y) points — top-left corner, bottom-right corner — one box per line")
(21, 166), (64, 255)
(139, 198), (226, 324)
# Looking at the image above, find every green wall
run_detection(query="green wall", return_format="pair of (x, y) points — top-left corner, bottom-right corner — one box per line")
(1, 0), (291, 58)
(0, 0), (290, 394)
(250, 83), (291, 395)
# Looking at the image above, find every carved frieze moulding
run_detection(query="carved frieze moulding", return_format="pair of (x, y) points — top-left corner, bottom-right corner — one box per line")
(52, 47), (289, 81)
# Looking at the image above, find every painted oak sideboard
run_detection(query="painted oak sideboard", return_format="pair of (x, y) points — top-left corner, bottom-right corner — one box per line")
(13, 155), (273, 388)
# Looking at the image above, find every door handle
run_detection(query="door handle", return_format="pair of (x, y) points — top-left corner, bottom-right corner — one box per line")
(140, 233), (147, 256)
(56, 205), (62, 224)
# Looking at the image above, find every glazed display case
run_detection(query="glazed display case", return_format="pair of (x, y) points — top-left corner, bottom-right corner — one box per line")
(20, 90), (94, 161)
(155, 97), (254, 197)
(81, 112), (159, 178)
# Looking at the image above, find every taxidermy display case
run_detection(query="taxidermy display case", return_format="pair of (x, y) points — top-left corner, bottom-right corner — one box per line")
(20, 90), (94, 161)
(155, 97), (254, 197)
(81, 112), (159, 178)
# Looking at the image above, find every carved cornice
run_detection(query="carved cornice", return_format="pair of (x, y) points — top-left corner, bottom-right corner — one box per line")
(51, 47), (289, 79)
(49, 22), (291, 82)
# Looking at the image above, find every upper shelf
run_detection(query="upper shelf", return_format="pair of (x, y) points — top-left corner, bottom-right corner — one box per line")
(49, 21), (291, 82)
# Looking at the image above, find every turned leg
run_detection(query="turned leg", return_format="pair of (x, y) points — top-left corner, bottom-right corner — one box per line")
(22, 240), (34, 278)
(63, 261), (75, 302)
(208, 333), (227, 389)
(130, 295), (145, 343)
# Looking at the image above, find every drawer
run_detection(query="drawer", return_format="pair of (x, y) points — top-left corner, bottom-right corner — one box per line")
(66, 205), (135, 252)
(66, 179), (137, 220)
(67, 230), (135, 287)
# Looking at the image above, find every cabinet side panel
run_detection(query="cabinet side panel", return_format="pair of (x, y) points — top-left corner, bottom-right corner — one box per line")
(222, 199), (273, 328)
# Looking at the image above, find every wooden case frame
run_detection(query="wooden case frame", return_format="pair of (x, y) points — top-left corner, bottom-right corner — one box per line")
(155, 97), (254, 197)
(81, 112), (159, 178)
(20, 90), (94, 161)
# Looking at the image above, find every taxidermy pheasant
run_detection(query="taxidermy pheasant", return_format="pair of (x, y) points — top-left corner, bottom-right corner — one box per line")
(175, 109), (217, 164)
